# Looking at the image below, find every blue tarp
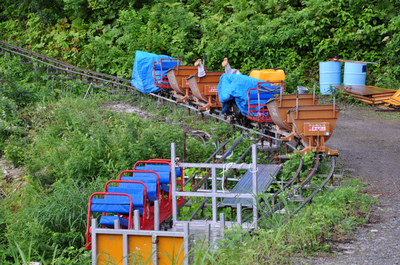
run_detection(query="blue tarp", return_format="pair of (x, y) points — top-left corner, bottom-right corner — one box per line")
(218, 73), (281, 116)
(130, 51), (173, 94)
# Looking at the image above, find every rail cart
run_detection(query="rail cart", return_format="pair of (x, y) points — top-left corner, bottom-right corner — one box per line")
(247, 81), (282, 123)
(166, 65), (201, 102)
(267, 93), (319, 141)
(86, 144), (274, 264)
(288, 104), (340, 155)
(153, 58), (182, 89)
(187, 71), (224, 111)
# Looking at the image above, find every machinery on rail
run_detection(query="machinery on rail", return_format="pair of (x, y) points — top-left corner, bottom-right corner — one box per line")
(0, 41), (340, 156)
(141, 52), (340, 156)
(0, 42), (342, 264)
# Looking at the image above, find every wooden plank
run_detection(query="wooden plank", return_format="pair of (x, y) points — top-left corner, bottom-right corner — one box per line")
(383, 99), (400, 106)
(334, 85), (396, 97)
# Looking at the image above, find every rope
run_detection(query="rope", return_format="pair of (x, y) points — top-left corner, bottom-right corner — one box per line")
(220, 163), (247, 192)
(249, 167), (258, 174)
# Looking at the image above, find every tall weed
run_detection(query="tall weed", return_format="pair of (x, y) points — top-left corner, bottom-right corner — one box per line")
(1, 177), (104, 263)
(193, 179), (375, 264)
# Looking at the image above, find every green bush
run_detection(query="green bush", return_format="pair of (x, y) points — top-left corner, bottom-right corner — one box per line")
(4, 136), (29, 167)
(0, 96), (26, 153)
(1, 177), (104, 263)
(3, 0), (400, 90)
(17, 97), (213, 184)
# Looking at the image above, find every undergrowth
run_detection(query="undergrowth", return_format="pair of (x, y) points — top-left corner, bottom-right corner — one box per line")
(190, 179), (375, 265)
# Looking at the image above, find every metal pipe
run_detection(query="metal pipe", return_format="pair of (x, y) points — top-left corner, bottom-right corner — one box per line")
(152, 235), (158, 265)
(252, 144), (258, 229)
(123, 233), (128, 265)
(313, 78), (316, 102)
(183, 132), (186, 162)
(134, 210), (140, 230)
(114, 219), (120, 229)
(91, 218), (97, 264)
(183, 222), (190, 265)
(212, 167), (217, 223)
(154, 200), (160, 231)
(237, 203), (242, 224)
(220, 212), (225, 233)
(205, 222), (211, 246)
(171, 143), (178, 226)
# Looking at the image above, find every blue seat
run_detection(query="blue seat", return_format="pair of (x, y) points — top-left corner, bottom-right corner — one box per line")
(134, 171), (169, 184)
(91, 196), (131, 214)
(160, 183), (171, 193)
(121, 176), (158, 201)
(91, 187), (145, 215)
(154, 60), (182, 87)
(134, 165), (180, 193)
(135, 165), (181, 178)
(106, 187), (145, 208)
(248, 85), (280, 119)
(145, 165), (181, 177)
(154, 61), (181, 71)
(90, 195), (137, 229)
(90, 185), (146, 228)
(249, 91), (274, 100)
(99, 216), (129, 228)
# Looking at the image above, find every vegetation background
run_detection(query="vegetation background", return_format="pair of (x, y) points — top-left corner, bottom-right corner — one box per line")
(1, 0), (400, 92)
(0, 0), (384, 264)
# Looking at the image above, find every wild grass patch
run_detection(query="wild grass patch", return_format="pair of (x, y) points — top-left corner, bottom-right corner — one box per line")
(191, 179), (376, 265)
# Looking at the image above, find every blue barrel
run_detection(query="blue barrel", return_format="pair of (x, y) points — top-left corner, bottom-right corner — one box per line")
(343, 62), (367, 86)
(319, 61), (341, 95)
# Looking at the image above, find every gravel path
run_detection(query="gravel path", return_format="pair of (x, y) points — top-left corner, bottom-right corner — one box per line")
(303, 104), (400, 264)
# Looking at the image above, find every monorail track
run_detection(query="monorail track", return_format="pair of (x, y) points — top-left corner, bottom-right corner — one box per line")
(0, 41), (281, 141)
(1, 41), (340, 226)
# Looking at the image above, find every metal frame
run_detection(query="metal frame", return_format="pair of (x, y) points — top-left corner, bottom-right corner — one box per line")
(171, 143), (259, 229)
(91, 218), (190, 265)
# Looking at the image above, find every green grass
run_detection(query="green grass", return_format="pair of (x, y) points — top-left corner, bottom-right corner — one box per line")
(190, 179), (376, 265)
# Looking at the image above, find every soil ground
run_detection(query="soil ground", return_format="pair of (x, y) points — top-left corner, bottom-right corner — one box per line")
(300, 101), (400, 264)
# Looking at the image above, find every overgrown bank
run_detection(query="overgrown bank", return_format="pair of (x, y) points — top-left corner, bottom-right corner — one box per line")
(0, 79), (376, 264)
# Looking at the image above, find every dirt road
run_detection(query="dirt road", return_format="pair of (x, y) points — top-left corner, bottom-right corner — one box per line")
(305, 104), (400, 264)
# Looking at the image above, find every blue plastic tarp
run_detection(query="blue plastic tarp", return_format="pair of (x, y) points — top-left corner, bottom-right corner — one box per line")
(218, 73), (281, 116)
(130, 51), (173, 93)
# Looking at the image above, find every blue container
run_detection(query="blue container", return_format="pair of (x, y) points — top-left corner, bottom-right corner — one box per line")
(319, 61), (341, 95)
(343, 62), (367, 86)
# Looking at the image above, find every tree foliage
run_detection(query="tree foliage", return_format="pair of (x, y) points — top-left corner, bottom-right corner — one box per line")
(2, 0), (400, 91)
